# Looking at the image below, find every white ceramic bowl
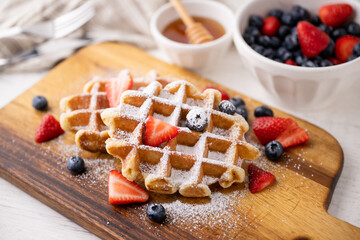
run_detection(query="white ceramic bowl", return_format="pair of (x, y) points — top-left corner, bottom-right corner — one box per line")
(233, 0), (360, 109)
(150, 0), (234, 72)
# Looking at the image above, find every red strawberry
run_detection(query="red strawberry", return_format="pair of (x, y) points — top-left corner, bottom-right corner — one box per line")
(144, 116), (180, 147)
(328, 57), (344, 65)
(335, 35), (360, 62)
(248, 164), (275, 194)
(275, 120), (309, 148)
(285, 59), (297, 66)
(203, 86), (230, 100)
(262, 16), (281, 37)
(108, 170), (149, 205)
(297, 21), (330, 58)
(252, 117), (292, 145)
(105, 72), (133, 108)
(319, 4), (353, 28)
(35, 114), (64, 143)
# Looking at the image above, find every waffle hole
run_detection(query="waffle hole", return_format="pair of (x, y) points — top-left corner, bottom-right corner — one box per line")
(212, 113), (234, 129)
(185, 97), (205, 107)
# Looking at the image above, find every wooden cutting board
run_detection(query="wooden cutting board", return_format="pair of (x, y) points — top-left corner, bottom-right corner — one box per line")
(0, 42), (359, 240)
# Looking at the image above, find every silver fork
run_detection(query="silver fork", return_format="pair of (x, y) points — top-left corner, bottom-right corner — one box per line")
(0, 2), (94, 39)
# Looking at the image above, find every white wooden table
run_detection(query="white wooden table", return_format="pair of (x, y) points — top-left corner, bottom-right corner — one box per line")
(0, 47), (359, 239)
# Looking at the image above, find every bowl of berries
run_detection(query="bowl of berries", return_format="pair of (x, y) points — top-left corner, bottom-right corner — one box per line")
(233, 0), (360, 109)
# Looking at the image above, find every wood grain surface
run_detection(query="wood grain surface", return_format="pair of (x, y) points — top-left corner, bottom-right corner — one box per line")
(0, 42), (359, 239)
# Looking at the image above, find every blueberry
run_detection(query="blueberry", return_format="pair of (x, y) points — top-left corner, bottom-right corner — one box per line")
(275, 47), (287, 58)
(257, 35), (272, 47)
(293, 50), (303, 58)
(186, 108), (208, 132)
(270, 36), (281, 48)
(265, 141), (283, 161)
(320, 39), (335, 58)
(281, 51), (293, 62)
(284, 34), (298, 50)
(245, 26), (261, 37)
(347, 22), (360, 36)
(219, 100), (236, 115)
(318, 24), (332, 35)
(268, 9), (283, 20)
(278, 25), (291, 39)
(146, 203), (166, 223)
(281, 12), (296, 26)
(262, 48), (274, 59)
(310, 15), (321, 26)
(229, 97), (245, 107)
(244, 34), (256, 45)
(295, 55), (307, 65)
(273, 58), (282, 62)
(291, 5), (310, 22)
(331, 28), (347, 40)
(67, 156), (85, 174)
(32, 95), (48, 111)
(254, 105), (274, 117)
(353, 43), (360, 57)
(320, 59), (333, 67)
(252, 44), (264, 55)
(302, 60), (317, 67)
(236, 106), (248, 121)
(347, 55), (358, 62)
(249, 15), (263, 29)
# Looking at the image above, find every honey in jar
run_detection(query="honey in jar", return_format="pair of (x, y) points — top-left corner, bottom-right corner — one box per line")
(162, 17), (225, 44)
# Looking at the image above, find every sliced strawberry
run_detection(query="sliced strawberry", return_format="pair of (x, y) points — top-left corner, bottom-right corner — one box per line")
(203, 86), (230, 100)
(275, 120), (309, 148)
(297, 21), (330, 58)
(328, 57), (344, 65)
(252, 117), (292, 145)
(144, 116), (180, 147)
(248, 164), (275, 194)
(108, 170), (149, 205)
(285, 59), (297, 66)
(262, 16), (281, 37)
(319, 4), (353, 28)
(335, 35), (360, 62)
(105, 72), (133, 107)
(35, 114), (64, 143)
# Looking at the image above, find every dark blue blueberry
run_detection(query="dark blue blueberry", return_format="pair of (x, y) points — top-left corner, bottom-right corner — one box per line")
(291, 27), (298, 36)
(146, 203), (166, 223)
(236, 106), (248, 121)
(347, 22), (360, 37)
(252, 44), (264, 55)
(186, 109), (208, 132)
(353, 43), (360, 57)
(278, 25), (291, 39)
(265, 141), (283, 162)
(268, 9), (283, 20)
(318, 24), (332, 35)
(67, 156), (85, 174)
(219, 100), (236, 115)
(293, 50), (303, 58)
(347, 55), (358, 62)
(281, 13), (296, 26)
(270, 36), (281, 48)
(302, 60), (317, 67)
(284, 34), (299, 50)
(273, 58), (282, 62)
(254, 105), (274, 117)
(310, 15), (322, 26)
(229, 97), (245, 107)
(295, 55), (307, 65)
(320, 59), (333, 67)
(245, 26), (261, 37)
(291, 5), (310, 22)
(281, 51), (293, 62)
(32, 95), (48, 111)
(257, 35), (272, 47)
(249, 15), (263, 29)
(275, 47), (287, 58)
(262, 48), (274, 58)
(331, 28), (347, 40)
(320, 39), (335, 58)
(244, 34), (256, 45)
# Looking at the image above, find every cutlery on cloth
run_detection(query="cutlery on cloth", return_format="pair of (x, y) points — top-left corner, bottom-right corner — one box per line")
(0, 2), (94, 39)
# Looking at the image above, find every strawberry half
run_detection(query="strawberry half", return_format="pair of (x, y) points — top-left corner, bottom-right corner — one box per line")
(335, 35), (360, 62)
(275, 120), (309, 148)
(203, 86), (230, 100)
(35, 114), (64, 143)
(319, 4), (353, 28)
(297, 21), (330, 58)
(285, 59), (297, 66)
(262, 16), (281, 37)
(248, 164), (275, 194)
(144, 116), (180, 147)
(252, 117), (292, 145)
(328, 57), (344, 65)
(108, 170), (149, 205)
(105, 72), (133, 108)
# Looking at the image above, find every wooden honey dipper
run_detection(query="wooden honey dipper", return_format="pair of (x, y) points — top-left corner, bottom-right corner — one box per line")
(169, 0), (214, 44)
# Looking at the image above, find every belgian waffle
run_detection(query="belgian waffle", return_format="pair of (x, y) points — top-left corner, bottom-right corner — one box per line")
(60, 70), (169, 152)
(101, 80), (260, 197)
